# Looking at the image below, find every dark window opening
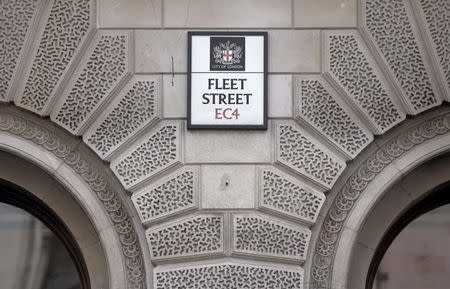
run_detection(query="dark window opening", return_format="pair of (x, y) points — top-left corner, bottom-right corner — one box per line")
(368, 181), (450, 289)
(0, 179), (90, 289)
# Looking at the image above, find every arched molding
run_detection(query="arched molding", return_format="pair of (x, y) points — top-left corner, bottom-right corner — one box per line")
(307, 106), (450, 288)
(350, 156), (450, 289)
(0, 104), (150, 289)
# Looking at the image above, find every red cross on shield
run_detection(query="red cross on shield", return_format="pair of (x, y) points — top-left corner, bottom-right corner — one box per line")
(223, 50), (233, 62)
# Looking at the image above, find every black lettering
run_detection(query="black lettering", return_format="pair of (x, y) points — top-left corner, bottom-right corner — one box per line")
(209, 93), (218, 104)
(228, 93), (236, 104)
(239, 79), (247, 89)
(235, 93), (243, 104)
(202, 93), (210, 104)
(244, 93), (251, 104)
(222, 79), (230, 89)
(230, 79), (238, 90)
(219, 93), (227, 104)
(208, 78), (216, 90)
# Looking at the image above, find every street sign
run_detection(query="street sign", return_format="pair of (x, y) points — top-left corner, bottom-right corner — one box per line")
(188, 31), (267, 130)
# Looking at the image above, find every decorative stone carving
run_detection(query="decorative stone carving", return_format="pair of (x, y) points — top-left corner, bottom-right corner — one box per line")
(362, 0), (439, 112)
(132, 167), (199, 224)
(0, 105), (146, 289)
(295, 75), (372, 158)
(275, 120), (345, 189)
(84, 75), (161, 159)
(417, 0), (450, 96)
(52, 31), (131, 134)
(232, 213), (311, 261)
(258, 167), (325, 223)
(111, 121), (182, 190)
(324, 31), (405, 133)
(147, 214), (223, 261)
(310, 108), (450, 288)
(0, 0), (36, 101)
(18, 0), (93, 114)
(154, 262), (303, 289)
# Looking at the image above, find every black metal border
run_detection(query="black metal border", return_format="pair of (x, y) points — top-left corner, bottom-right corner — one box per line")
(187, 31), (268, 130)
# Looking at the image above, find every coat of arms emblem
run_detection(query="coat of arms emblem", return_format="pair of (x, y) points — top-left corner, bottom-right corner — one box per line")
(210, 37), (245, 71)
(213, 40), (243, 65)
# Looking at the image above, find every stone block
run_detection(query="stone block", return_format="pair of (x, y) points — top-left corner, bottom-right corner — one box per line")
(135, 30), (187, 73)
(146, 214), (224, 261)
(201, 165), (256, 209)
(185, 126), (271, 163)
(163, 74), (187, 118)
(98, 0), (162, 27)
(269, 30), (321, 73)
(232, 213), (311, 261)
(294, 0), (357, 27)
(268, 75), (292, 117)
(164, 0), (291, 28)
(154, 262), (304, 288)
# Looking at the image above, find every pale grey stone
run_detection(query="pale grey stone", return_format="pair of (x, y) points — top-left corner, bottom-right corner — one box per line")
(268, 75), (292, 118)
(269, 30), (321, 73)
(163, 74), (187, 118)
(98, 0), (162, 28)
(185, 126), (271, 163)
(135, 30), (187, 73)
(164, 0), (291, 28)
(201, 165), (255, 209)
(294, 0), (357, 27)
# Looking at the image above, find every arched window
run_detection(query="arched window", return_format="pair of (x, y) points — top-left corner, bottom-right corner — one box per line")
(369, 183), (450, 289)
(0, 180), (89, 289)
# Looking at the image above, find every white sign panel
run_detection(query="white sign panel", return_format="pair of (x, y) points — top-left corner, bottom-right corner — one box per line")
(188, 32), (267, 129)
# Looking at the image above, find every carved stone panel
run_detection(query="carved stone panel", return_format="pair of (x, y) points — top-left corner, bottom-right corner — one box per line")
(132, 166), (199, 224)
(324, 31), (405, 133)
(154, 262), (303, 289)
(275, 120), (346, 189)
(232, 213), (311, 261)
(146, 214), (223, 261)
(52, 31), (131, 135)
(258, 166), (325, 223)
(362, 0), (440, 112)
(416, 0), (450, 98)
(0, 0), (37, 101)
(111, 121), (183, 190)
(84, 75), (161, 159)
(295, 75), (372, 158)
(18, 0), (94, 114)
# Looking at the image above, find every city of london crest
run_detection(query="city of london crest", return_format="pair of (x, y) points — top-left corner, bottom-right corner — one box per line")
(210, 37), (245, 71)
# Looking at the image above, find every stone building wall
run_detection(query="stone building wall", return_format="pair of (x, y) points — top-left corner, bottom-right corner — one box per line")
(0, 0), (448, 288)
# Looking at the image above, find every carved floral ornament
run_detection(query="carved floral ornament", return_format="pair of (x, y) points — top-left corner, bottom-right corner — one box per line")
(0, 105), (146, 289)
(310, 107), (450, 288)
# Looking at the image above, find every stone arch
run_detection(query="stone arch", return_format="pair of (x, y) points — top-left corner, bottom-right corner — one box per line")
(0, 105), (150, 289)
(350, 154), (450, 289)
(307, 106), (450, 288)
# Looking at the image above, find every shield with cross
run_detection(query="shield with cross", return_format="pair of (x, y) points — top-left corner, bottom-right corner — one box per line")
(212, 40), (243, 65)
(222, 49), (233, 64)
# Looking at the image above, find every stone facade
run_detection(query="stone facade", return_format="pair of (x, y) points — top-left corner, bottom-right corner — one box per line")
(0, 0), (448, 289)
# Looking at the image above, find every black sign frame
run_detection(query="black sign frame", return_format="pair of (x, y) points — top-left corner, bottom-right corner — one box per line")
(187, 31), (268, 130)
